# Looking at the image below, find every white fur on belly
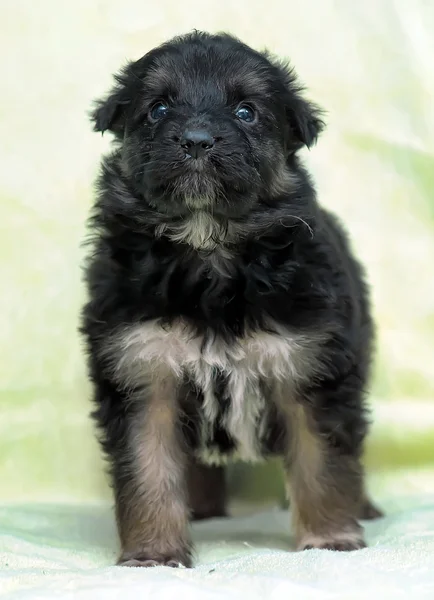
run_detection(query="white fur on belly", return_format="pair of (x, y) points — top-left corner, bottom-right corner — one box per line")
(102, 319), (322, 464)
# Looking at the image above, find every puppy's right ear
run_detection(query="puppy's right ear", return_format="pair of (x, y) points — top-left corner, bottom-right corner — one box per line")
(90, 73), (132, 135)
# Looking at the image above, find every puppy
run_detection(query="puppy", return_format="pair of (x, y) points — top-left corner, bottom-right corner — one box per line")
(81, 31), (382, 568)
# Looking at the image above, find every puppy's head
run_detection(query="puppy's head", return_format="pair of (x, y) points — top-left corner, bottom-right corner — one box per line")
(92, 32), (324, 219)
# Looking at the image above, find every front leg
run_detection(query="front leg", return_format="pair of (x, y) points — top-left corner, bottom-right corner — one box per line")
(277, 381), (368, 551)
(94, 370), (192, 568)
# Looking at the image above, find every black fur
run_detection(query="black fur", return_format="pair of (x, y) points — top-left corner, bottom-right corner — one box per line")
(80, 31), (377, 563)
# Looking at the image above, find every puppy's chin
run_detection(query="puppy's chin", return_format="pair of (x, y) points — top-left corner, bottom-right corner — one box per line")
(184, 195), (215, 211)
(145, 168), (259, 219)
(173, 170), (221, 204)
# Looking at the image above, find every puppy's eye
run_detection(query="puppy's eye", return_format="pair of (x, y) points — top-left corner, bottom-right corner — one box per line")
(149, 102), (169, 122)
(235, 105), (256, 123)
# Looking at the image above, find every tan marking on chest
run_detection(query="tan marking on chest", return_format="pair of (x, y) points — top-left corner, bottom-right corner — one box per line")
(102, 319), (323, 464)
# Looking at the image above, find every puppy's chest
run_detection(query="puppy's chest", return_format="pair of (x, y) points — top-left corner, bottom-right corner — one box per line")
(109, 319), (320, 464)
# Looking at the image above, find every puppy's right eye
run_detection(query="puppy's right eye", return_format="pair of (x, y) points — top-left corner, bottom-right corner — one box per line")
(149, 102), (169, 122)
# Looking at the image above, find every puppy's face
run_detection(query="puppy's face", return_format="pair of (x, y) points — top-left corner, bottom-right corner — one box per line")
(92, 33), (324, 219)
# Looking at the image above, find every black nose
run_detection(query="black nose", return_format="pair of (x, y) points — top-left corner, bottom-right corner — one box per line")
(180, 129), (214, 159)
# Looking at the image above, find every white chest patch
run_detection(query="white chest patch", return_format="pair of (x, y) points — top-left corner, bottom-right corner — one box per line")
(155, 212), (226, 250)
(103, 319), (321, 465)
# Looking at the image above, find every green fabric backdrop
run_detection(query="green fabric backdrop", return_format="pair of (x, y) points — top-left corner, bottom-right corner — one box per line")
(1, 0), (433, 505)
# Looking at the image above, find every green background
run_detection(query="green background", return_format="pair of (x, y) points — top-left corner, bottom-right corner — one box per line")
(1, 0), (433, 505)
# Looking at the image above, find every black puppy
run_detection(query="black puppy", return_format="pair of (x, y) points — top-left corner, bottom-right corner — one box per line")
(81, 31), (382, 568)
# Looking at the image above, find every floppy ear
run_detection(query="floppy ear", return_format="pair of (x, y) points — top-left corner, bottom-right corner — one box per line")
(286, 95), (325, 150)
(273, 59), (325, 151)
(90, 71), (132, 135)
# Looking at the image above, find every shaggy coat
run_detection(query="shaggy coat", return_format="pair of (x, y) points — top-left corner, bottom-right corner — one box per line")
(80, 31), (382, 568)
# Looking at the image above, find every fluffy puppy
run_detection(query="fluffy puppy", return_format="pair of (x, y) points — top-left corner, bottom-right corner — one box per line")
(81, 31), (382, 568)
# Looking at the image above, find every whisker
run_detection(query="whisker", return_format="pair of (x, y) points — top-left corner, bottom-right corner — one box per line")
(279, 216), (314, 238)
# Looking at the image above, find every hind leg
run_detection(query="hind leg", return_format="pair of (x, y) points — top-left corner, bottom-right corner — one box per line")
(188, 461), (227, 521)
(359, 495), (384, 520)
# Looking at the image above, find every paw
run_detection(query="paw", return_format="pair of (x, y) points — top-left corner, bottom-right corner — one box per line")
(118, 557), (181, 568)
(118, 551), (192, 568)
(299, 532), (366, 552)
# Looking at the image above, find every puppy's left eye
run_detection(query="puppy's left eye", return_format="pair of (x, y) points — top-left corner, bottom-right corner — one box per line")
(149, 102), (169, 122)
(235, 105), (256, 123)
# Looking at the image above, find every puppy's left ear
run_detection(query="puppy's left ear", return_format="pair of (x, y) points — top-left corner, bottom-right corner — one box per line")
(286, 95), (325, 150)
(276, 60), (325, 151)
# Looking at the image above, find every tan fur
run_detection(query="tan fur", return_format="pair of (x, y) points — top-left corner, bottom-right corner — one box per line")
(157, 220), (236, 272)
(277, 394), (365, 550)
(288, 401), (325, 500)
(116, 369), (190, 562)
(101, 318), (325, 465)
(101, 314), (365, 554)
(156, 211), (230, 251)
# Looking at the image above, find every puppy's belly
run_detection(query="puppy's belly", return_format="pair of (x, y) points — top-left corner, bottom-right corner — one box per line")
(102, 318), (322, 465)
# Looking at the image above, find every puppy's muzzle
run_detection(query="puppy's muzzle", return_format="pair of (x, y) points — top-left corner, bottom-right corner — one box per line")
(181, 129), (215, 159)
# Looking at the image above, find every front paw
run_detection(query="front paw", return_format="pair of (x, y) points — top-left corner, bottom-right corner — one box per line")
(117, 550), (192, 568)
(299, 532), (366, 552)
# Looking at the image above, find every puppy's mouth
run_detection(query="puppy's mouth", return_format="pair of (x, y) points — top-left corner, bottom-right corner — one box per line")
(143, 139), (261, 216)
(181, 154), (210, 173)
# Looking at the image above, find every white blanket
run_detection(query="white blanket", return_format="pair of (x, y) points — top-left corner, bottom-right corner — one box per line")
(2, 472), (434, 599)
